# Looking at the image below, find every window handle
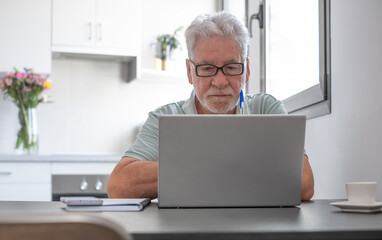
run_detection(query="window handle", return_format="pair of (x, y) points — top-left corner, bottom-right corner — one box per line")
(249, 3), (264, 37)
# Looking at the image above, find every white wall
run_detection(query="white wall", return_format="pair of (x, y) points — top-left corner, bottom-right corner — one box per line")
(0, 58), (193, 155)
(306, 0), (382, 199)
(140, 0), (217, 73)
(0, 0), (51, 74)
(0, 0), (216, 155)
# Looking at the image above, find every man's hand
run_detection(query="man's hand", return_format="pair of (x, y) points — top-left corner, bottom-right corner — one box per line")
(107, 157), (158, 199)
(301, 155), (314, 200)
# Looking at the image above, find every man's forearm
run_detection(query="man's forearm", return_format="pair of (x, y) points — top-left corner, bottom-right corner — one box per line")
(108, 155), (314, 201)
(107, 157), (158, 199)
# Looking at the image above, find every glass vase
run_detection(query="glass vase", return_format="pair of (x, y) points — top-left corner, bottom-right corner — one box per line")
(16, 107), (38, 155)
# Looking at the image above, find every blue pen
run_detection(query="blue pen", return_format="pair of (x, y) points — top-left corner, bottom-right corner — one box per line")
(239, 90), (244, 114)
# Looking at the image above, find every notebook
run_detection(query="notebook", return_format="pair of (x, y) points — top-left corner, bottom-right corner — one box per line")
(158, 115), (306, 208)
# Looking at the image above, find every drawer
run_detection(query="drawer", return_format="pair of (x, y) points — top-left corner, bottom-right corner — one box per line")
(0, 183), (51, 201)
(51, 162), (116, 175)
(0, 162), (51, 183)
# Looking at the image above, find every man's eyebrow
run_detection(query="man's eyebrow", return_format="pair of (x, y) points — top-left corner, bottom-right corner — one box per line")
(223, 59), (241, 64)
(196, 60), (212, 65)
(196, 59), (241, 65)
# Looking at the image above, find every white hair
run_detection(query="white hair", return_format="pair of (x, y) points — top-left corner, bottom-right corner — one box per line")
(185, 12), (249, 61)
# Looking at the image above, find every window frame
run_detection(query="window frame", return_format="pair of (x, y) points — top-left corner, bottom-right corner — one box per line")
(264, 0), (331, 119)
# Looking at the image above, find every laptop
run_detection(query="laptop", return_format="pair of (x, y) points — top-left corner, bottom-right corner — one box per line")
(158, 115), (306, 208)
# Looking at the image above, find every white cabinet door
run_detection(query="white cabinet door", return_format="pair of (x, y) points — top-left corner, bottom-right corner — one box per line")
(96, 0), (141, 52)
(0, 162), (51, 201)
(0, 162), (51, 183)
(0, 0), (51, 74)
(0, 184), (51, 201)
(52, 0), (140, 54)
(52, 0), (96, 47)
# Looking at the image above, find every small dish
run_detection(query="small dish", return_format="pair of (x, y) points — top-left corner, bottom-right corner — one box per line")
(330, 201), (382, 213)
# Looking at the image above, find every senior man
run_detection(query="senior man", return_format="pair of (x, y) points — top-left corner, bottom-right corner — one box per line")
(107, 12), (314, 201)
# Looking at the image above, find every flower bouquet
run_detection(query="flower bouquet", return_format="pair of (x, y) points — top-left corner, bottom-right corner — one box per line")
(0, 68), (52, 154)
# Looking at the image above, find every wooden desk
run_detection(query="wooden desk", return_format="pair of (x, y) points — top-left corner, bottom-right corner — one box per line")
(1, 200), (382, 240)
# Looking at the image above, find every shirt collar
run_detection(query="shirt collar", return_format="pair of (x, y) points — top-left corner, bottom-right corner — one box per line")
(181, 90), (197, 114)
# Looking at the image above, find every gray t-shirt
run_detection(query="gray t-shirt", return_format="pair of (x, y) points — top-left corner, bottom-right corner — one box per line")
(124, 91), (287, 161)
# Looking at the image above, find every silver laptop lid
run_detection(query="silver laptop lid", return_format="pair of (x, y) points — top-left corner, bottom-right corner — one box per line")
(158, 115), (306, 208)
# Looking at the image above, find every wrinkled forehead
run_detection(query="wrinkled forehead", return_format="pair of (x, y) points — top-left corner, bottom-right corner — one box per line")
(193, 36), (243, 62)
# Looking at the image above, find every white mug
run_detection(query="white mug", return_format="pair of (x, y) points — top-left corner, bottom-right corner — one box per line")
(346, 182), (377, 204)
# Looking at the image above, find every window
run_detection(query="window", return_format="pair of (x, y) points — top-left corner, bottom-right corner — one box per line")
(248, 0), (331, 119)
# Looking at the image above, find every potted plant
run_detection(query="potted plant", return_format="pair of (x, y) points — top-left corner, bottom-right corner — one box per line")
(154, 26), (183, 71)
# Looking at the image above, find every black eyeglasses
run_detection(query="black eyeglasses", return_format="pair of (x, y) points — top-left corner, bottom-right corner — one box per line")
(190, 60), (244, 77)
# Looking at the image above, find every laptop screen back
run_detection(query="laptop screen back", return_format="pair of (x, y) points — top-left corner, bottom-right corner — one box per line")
(158, 115), (306, 208)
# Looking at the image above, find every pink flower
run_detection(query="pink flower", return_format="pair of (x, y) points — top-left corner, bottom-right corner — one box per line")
(26, 77), (35, 84)
(29, 73), (37, 79)
(35, 78), (44, 86)
(23, 86), (32, 92)
(15, 72), (27, 79)
(5, 72), (15, 78)
(0, 79), (5, 90)
(4, 77), (13, 86)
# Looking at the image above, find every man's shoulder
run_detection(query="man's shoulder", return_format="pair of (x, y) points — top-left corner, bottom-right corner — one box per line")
(152, 100), (187, 115)
(245, 92), (280, 103)
(245, 92), (287, 114)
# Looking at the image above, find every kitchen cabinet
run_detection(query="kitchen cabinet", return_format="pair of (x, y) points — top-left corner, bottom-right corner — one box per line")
(0, 0), (51, 74)
(52, 0), (141, 55)
(0, 156), (118, 201)
(0, 162), (51, 201)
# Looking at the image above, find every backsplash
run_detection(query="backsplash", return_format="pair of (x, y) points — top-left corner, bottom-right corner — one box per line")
(0, 58), (192, 155)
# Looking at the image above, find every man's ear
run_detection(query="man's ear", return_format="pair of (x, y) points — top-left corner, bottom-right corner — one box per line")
(245, 58), (250, 83)
(186, 59), (193, 85)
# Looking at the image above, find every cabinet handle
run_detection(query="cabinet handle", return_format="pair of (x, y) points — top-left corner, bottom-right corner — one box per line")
(0, 171), (12, 175)
(88, 22), (92, 40)
(97, 23), (102, 41)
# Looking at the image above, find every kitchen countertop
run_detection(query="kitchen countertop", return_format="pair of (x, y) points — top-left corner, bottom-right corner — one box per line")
(0, 154), (121, 163)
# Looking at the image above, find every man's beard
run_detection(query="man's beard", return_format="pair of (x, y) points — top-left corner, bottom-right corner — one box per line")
(199, 87), (239, 114)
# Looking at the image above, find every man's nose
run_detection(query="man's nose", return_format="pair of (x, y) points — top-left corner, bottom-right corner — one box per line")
(211, 69), (228, 88)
